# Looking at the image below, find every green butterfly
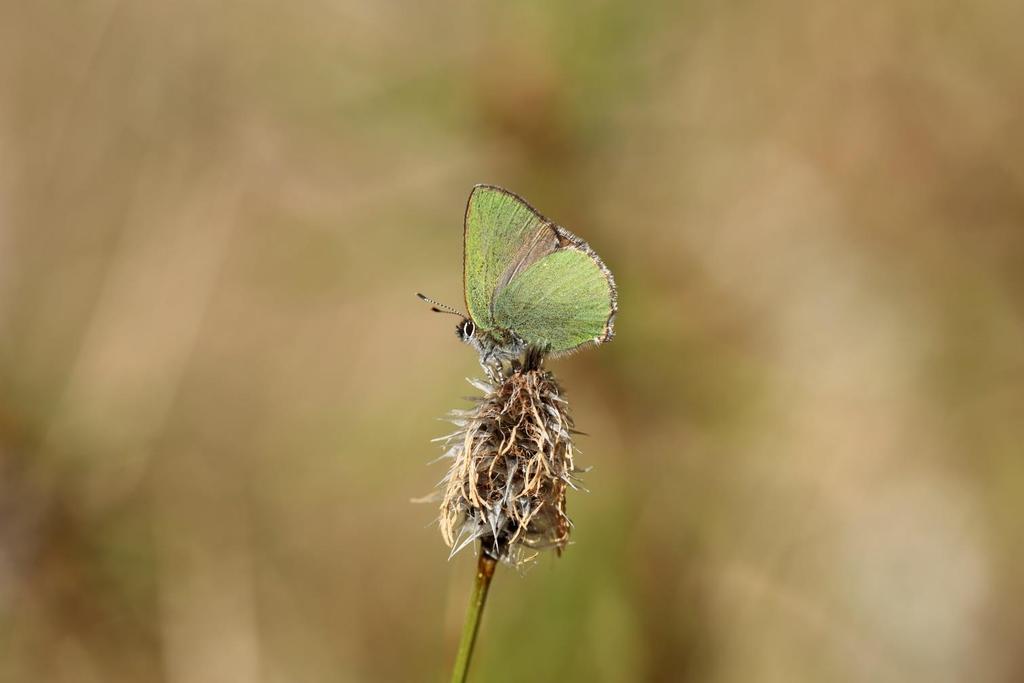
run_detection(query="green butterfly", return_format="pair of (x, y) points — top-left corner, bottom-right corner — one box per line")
(420, 185), (617, 367)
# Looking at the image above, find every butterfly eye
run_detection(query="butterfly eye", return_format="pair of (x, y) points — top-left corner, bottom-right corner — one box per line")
(456, 319), (475, 342)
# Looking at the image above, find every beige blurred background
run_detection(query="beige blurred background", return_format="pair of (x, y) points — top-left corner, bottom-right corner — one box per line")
(2, 1), (1023, 681)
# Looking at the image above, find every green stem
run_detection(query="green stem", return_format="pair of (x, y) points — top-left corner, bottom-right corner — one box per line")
(449, 549), (497, 683)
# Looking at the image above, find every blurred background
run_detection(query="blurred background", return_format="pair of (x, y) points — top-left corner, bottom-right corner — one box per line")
(2, 1), (1023, 681)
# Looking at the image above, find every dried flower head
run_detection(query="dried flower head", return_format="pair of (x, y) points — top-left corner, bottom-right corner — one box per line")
(436, 350), (583, 565)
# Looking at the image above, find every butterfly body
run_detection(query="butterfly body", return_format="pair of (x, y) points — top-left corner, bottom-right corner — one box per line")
(455, 316), (529, 365)
(426, 185), (617, 369)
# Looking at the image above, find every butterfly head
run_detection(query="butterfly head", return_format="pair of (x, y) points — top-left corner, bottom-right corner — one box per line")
(418, 293), (477, 348)
(456, 318), (476, 343)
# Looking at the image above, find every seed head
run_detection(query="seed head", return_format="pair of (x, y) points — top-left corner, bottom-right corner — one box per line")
(436, 352), (583, 565)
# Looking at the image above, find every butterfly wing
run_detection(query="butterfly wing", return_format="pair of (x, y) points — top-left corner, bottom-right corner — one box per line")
(464, 185), (556, 330)
(492, 230), (616, 355)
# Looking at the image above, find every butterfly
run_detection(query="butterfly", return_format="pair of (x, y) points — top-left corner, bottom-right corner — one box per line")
(420, 185), (617, 368)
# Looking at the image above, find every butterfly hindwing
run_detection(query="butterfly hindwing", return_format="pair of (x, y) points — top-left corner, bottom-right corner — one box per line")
(463, 185), (552, 331)
(492, 244), (616, 355)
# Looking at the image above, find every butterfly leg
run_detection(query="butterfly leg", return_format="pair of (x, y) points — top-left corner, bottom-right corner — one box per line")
(479, 357), (504, 382)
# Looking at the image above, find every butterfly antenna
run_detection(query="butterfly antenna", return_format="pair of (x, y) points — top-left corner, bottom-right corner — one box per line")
(417, 292), (463, 317)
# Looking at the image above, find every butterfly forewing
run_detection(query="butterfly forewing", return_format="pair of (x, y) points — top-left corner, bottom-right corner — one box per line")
(463, 186), (552, 331)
